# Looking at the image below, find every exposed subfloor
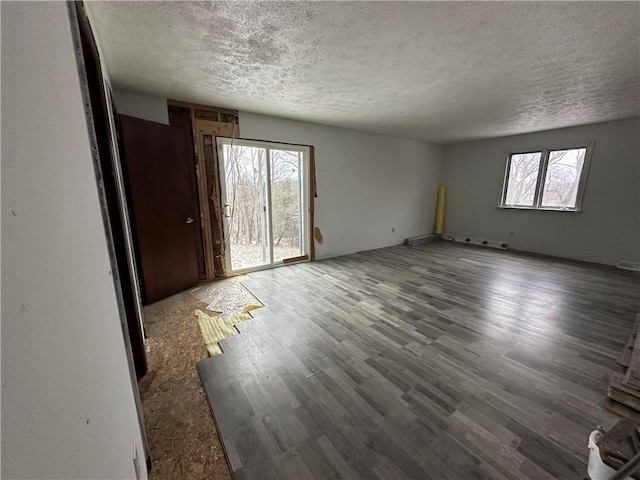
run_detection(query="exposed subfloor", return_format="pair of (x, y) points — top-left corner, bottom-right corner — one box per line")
(140, 288), (233, 480)
(198, 242), (640, 479)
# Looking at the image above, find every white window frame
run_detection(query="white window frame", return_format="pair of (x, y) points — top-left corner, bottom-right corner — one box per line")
(499, 141), (594, 212)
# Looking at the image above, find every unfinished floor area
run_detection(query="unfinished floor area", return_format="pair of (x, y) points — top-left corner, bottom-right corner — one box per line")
(140, 291), (232, 480)
(198, 241), (639, 479)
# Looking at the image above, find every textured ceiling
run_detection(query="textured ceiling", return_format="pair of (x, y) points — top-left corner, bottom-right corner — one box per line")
(86, 1), (640, 143)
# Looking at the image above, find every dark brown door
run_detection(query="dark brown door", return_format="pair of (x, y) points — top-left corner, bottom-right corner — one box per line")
(74, 5), (148, 379)
(120, 115), (201, 304)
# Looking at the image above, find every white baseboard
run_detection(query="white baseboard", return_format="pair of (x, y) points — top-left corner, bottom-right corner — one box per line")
(444, 234), (508, 250)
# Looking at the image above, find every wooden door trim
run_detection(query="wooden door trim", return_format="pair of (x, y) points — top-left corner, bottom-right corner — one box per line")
(194, 134), (216, 279)
(168, 99), (238, 117)
(310, 146), (316, 262)
(194, 118), (237, 136)
(195, 120), (239, 278)
(169, 101), (240, 279)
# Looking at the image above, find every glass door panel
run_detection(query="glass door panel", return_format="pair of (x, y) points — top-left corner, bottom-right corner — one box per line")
(219, 138), (309, 274)
(270, 149), (305, 262)
(221, 144), (270, 271)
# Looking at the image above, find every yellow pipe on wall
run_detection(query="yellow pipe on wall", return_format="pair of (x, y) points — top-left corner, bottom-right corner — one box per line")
(435, 185), (446, 234)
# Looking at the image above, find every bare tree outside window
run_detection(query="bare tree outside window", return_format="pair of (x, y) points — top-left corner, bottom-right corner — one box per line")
(270, 149), (304, 262)
(221, 143), (305, 271)
(223, 144), (269, 270)
(504, 152), (542, 206)
(501, 144), (592, 211)
(540, 148), (586, 208)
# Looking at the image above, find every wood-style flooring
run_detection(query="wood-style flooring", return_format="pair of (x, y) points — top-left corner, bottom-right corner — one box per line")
(198, 242), (640, 479)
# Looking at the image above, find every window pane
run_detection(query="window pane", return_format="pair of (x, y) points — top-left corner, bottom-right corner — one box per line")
(270, 149), (305, 262)
(504, 152), (542, 206)
(541, 148), (586, 209)
(222, 144), (270, 271)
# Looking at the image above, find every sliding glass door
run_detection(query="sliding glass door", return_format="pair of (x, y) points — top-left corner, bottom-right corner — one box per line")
(218, 138), (310, 274)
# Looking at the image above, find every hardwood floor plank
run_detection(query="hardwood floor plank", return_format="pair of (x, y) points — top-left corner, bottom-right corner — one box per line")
(506, 419), (585, 479)
(198, 242), (639, 479)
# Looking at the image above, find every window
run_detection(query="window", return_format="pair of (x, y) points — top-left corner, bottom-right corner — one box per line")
(500, 143), (593, 211)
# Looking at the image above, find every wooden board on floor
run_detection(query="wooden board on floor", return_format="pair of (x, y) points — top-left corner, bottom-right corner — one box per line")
(618, 313), (640, 367)
(623, 313), (640, 388)
(608, 381), (640, 411)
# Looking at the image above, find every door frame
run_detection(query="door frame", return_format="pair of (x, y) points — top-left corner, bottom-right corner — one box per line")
(69, 0), (149, 468)
(217, 137), (312, 275)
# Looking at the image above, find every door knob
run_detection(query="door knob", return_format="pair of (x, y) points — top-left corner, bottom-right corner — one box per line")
(186, 217), (194, 224)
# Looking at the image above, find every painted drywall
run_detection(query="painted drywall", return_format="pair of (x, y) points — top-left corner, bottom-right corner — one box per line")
(239, 112), (444, 259)
(442, 118), (640, 265)
(87, 0), (150, 457)
(113, 90), (169, 124)
(2, 3), (148, 479)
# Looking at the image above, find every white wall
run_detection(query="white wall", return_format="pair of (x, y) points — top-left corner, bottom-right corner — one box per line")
(442, 118), (640, 265)
(2, 3), (148, 479)
(113, 90), (169, 124)
(239, 112), (444, 259)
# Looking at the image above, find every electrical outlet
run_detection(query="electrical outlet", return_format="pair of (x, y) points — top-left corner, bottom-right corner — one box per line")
(133, 444), (141, 480)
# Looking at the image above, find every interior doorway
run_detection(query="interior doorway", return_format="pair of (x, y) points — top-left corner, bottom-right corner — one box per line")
(217, 138), (311, 274)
